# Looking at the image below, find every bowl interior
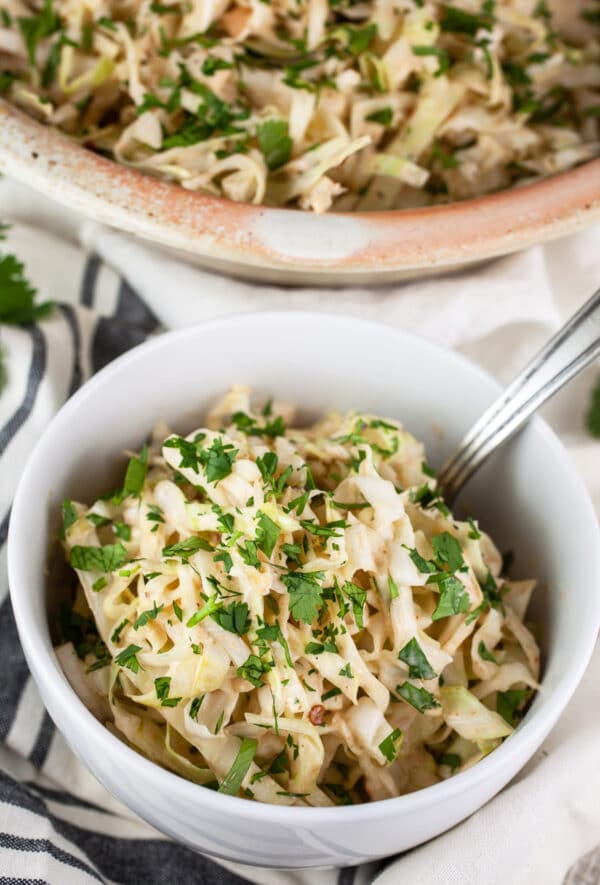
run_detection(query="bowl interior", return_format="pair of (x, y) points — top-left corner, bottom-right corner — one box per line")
(8, 311), (600, 826)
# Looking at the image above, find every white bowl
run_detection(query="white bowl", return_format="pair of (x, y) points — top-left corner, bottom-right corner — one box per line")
(8, 312), (600, 869)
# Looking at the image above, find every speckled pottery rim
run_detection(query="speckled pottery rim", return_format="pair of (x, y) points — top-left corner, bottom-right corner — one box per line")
(2, 98), (600, 284)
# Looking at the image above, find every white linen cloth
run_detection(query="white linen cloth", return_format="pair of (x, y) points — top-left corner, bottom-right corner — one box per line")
(0, 174), (598, 885)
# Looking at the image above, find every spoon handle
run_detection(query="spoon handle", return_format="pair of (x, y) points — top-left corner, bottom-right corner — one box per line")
(439, 288), (600, 503)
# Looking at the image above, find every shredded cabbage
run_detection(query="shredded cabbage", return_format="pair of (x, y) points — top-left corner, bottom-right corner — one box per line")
(57, 385), (540, 805)
(1, 0), (598, 211)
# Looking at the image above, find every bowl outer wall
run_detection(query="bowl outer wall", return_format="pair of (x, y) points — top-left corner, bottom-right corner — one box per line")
(8, 312), (600, 868)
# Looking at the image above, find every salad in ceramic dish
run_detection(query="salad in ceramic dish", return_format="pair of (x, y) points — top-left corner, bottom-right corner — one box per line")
(1, 0), (598, 212)
(57, 387), (540, 805)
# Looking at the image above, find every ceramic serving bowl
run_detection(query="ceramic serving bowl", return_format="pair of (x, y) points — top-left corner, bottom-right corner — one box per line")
(7, 312), (600, 868)
(2, 99), (600, 286)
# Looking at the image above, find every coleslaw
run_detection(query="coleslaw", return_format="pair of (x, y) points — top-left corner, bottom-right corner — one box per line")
(1, 0), (598, 212)
(56, 387), (540, 805)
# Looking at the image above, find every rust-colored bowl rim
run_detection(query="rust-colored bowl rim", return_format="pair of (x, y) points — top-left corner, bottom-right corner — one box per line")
(2, 97), (600, 278)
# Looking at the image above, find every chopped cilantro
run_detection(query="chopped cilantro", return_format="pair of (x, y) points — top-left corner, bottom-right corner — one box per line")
(366, 107), (393, 126)
(396, 681), (440, 712)
(18, 0), (61, 65)
(162, 536), (213, 558)
(281, 571), (324, 623)
(257, 119), (292, 170)
(111, 619), (129, 643)
(256, 511), (280, 557)
(114, 643), (142, 673)
(212, 601), (250, 635)
(69, 543), (128, 573)
(237, 653), (271, 687)
(478, 640), (497, 663)
(123, 444), (148, 498)
(61, 499), (78, 537)
(412, 45), (450, 75)
(134, 601), (163, 629)
(398, 637), (436, 679)
(439, 752), (461, 770)
(114, 521), (131, 541)
(585, 377), (600, 438)
(431, 532), (466, 572)
(431, 575), (470, 620)
(467, 517), (481, 540)
(497, 688), (530, 724)
(342, 581), (367, 628)
(378, 727), (403, 763)
(237, 539), (261, 569)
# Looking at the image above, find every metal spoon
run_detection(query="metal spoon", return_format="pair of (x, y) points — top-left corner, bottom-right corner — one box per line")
(438, 288), (600, 504)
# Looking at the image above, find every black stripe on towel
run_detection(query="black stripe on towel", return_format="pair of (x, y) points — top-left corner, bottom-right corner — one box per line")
(0, 832), (104, 883)
(0, 328), (46, 457)
(58, 305), (84, 396)
(0, 769), (252, 885)
(27, 711), (54, 770)
(91, 279), (159, 373)
(80, 255), (101, 308)
(0, 598), (30, 741)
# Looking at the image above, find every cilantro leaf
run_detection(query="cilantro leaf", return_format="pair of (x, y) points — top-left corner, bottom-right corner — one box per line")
(237, 539), (261, 569)
(61, 499), (78, 537)
(431, 532), (465, 572)
(585, 376), (600, 438)
(257, 119), (292, 170)
(412, 45), (450, 76)
(440, 4), (494, 35)
(396, 681), (440, 712)
(281, 571), (324, 623)
(114, 643), (142, 673)
(134, 601), (164, 629)
(163, 435), (202, 470)
(439, 752), (461, 770)
(256, 511), (280, 557)
(467, 517), (481, 540)
(212, 601), (250, 635)
(214, 549), (233, 573)
(407, 547), (437, 574)
(202, 437), (238, 483)
(256, 623), (293, 667)
(162, 536), (213, 558)
(69, 543), (128, 572)
(398, 637), (436, 679)
(342, 581), (367, 629)
(388, 576), (399, 599)
(431, 575), (470, 621)
(18, 0), (61, 65)
(123, 444), (148, 497)
(346, 22), (377, 54)
(0, 245), (53, 324)
(478, 640), (497, 663)
(110, 619), (129, 643)
(365, 107), (393, 126)
(218, 737), (258, 795)
(497, 688), (530, 724)
(154, 675), (182, 707)
(378, 727), (403, 763)
(189, 696), (204, 720)
(237, 653), (271, 687)
(256, 451), (278, 482)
